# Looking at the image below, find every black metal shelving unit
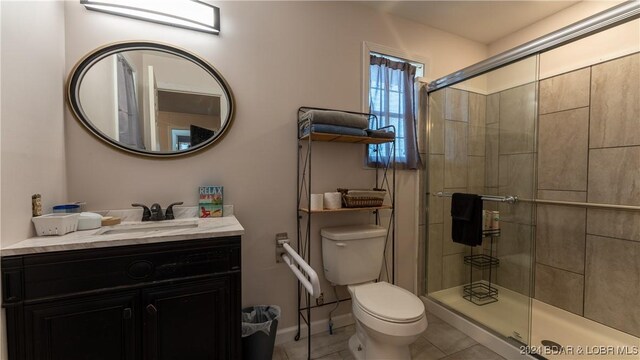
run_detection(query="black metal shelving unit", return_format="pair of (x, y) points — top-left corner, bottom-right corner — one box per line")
(463, 230), (500, 305)
(295, 106), (396, 360)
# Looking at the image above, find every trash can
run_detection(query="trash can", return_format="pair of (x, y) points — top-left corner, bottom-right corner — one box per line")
(241, 305), (280, 360)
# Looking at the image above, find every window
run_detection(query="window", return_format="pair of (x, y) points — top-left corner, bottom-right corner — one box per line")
(367, 52), (423, 169)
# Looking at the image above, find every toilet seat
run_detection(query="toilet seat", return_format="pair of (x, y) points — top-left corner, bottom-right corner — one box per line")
(352, 282), (424, 323)
(350, 282), (427, 338)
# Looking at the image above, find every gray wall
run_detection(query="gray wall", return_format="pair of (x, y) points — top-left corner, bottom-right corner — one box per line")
(534, 52), (640, 337)
(426, 87), (488, 293)
(426, 52), (640, 338)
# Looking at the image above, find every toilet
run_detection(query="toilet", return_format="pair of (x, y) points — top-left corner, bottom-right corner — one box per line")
(321, 225), (428, 360)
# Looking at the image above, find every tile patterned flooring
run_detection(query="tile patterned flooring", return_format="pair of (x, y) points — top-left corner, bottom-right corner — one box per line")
(274, 312), (505, 360)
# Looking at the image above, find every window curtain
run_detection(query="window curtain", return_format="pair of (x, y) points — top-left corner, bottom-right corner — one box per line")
(116, 55), (144, 149)
(368, 55), (421, 169)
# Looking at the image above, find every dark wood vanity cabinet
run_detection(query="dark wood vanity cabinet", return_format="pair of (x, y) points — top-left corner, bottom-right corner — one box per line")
(1, 236), (241, 360)
(25, 291), (139, 360)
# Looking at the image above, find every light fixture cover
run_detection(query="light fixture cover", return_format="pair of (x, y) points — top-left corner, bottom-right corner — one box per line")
(81, 0), (220, 35)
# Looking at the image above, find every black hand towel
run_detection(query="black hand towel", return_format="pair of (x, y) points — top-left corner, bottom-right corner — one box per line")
(450, 193), (483, 247)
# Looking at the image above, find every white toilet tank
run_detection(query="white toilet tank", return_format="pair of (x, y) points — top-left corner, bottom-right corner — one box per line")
(321, 224), (387, 285)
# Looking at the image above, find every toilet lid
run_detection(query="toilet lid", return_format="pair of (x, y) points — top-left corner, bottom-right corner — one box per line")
(353, 282), (424, 323)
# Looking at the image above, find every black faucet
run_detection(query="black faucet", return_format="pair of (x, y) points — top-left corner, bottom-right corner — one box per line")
(132, 202), (184, 222)
(150, 203), (163, 221)
(164, 202), (184, 220)
(131, 203), (151, 221)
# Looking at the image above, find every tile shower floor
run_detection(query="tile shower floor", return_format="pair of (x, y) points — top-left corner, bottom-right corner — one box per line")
(274, 312), (505, 360)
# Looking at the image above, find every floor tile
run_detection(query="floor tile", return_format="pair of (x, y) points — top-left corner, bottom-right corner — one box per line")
(441, 344), (505, 360)
(421, 315), (477, 355)
(279, 314), (502, 360)
(273, 345), (290, 360)
(282, 325), (355, 360)
(338, 349), (355, 360)
(411, 336), (447, 360)
(314, 352), (343, 360)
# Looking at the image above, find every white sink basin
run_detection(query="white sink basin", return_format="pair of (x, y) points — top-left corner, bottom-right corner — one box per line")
(96, 220), (198, 235)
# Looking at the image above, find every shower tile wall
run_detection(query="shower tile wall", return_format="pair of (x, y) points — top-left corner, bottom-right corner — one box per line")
(534, 53), (640, 337)
(484, 83), (537, 296)
(427, 88), (486, 293)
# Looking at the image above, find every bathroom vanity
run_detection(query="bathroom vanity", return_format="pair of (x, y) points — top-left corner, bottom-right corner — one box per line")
(1, 216), (243, 360)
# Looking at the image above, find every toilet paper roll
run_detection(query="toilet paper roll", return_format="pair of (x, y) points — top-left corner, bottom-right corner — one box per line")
(310, 194), (324, 211)
(323, 192), (342, 210)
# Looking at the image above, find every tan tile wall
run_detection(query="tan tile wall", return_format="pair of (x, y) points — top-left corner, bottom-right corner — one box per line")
(425, 87), (485, 293)
(535, 52), (640, 337)
(425, 52), (640, 338)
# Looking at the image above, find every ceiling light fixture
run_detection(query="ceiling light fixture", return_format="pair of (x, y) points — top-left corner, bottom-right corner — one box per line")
(81, 0), (220, 35)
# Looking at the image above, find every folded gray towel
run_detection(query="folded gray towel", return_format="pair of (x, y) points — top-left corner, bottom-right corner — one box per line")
(300, 110), (369, 129)
(366, 129), (395, 139)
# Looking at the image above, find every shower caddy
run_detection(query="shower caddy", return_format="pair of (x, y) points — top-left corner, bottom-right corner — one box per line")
(463, 230), (500, 305)
(295, 106), (396, 360)
(434, 192), (509, 306)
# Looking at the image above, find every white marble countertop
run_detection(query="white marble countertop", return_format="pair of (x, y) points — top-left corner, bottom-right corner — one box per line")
(1, 210), (244, 257)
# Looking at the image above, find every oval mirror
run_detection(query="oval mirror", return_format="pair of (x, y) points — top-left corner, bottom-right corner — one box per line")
(67, 42), (234, 157)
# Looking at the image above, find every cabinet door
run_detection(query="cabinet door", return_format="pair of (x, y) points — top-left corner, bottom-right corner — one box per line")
(25, 292), (138, 360)
(143, 278), (232, 360)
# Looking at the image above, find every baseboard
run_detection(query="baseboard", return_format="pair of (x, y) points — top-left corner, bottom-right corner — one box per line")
(421, 296), (534, 360)
(275, 312), (354, 345)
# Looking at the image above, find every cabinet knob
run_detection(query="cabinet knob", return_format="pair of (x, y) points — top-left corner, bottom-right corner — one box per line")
(146, 304), (158, 315)
(123, 307), (132, 319)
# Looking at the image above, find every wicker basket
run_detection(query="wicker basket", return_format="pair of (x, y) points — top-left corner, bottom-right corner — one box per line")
(337, 188), (386, 208)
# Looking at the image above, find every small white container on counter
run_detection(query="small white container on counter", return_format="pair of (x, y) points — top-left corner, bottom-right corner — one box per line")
(77, 212), (102, 230)
(32, 213), (80, 236)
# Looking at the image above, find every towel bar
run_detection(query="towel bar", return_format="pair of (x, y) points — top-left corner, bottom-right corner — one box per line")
(432, 192), (640, 212)
(433, 191), (518, 204)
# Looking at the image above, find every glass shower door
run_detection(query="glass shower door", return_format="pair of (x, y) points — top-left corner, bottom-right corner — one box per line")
(425, 55), (538, 345)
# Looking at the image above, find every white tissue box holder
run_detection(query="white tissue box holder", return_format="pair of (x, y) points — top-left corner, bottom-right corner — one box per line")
(32, 213), (79, 236)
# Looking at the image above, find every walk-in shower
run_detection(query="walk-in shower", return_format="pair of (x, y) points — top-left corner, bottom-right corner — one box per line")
(420, 1), (640, 359)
